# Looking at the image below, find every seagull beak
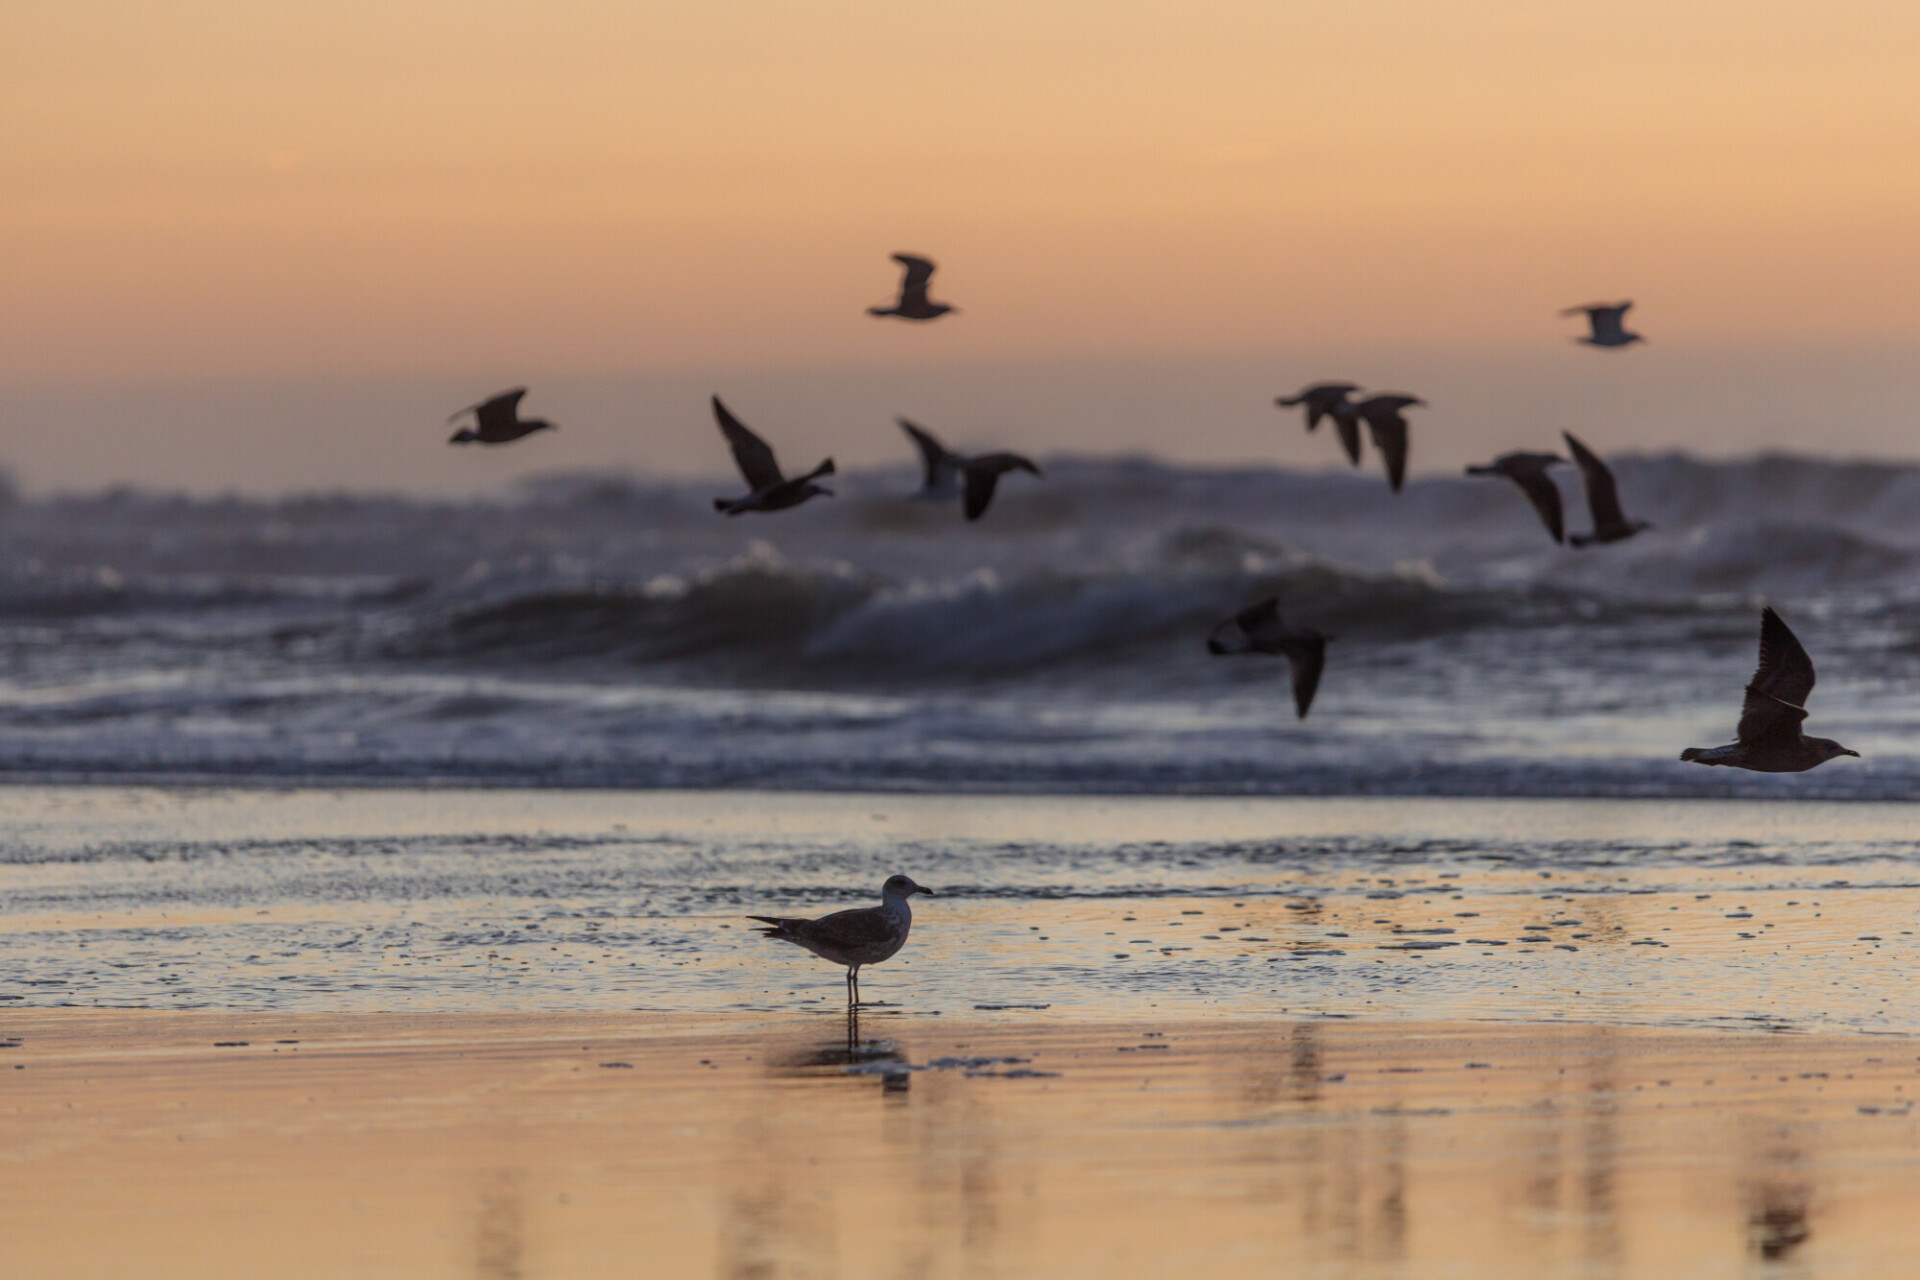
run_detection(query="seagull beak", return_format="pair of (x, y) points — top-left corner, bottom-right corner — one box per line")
(1844, 749), (1862, 757)
(917, 886), (934, 896)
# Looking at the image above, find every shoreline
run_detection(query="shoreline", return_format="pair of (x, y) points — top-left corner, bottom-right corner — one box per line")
(4, 1008), (1919, 1277)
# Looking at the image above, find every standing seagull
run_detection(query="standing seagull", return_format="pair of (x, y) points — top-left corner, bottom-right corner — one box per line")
(447, 388), (554, 445)
(895, 418), (1042, 519)
(711, 396), (835, 515)
(1352, 394), (1424, 492)
(1276, 382), (1364, 465)
(897, 417), (963, 498)
(750, 875), (935, 1005)
(1562, 301), (1644, 348)
(1563, 431), (1650, 546)
(1207, 597), (1329, 719)
(1682, 608), (1858, 772)
(1466, 451), (1569, 544)
(868, 254), (954, 321)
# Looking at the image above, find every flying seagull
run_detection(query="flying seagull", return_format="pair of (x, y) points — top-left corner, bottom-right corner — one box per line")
(1562, 431), (1650, 546)
(1352, 394), (1424, 492)
(895, 418), (1042, 519)
(1276, 382), (1364, 465)
(711, 396), (835, 515)
(868, 254), (954, 321)
(1682, 608), (1858, 772)
(1561, 301), (1644, 348)
(749, 874), (935, 1005)
(1206, 597), (1328, 719)
(1466, 451), (1569, 544)
(447, 388), (554, 445)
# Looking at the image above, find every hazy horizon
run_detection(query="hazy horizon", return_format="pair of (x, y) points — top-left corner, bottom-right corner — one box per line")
(5, 1), (1916, 494)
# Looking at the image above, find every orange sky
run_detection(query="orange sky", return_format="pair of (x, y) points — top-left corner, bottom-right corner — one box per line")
(1, 2), (1917, 489)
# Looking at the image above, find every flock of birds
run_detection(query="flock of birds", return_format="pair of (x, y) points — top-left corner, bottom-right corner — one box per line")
(438, 255), (1856, 1003)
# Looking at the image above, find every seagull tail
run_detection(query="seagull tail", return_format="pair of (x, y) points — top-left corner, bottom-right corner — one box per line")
(713, 497), (734, 513)
(747, 915), (796, 938)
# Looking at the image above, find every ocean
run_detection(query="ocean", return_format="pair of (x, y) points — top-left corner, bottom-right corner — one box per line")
(1, 453), (1916, 796)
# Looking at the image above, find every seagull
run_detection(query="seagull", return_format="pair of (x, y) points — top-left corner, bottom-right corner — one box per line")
(1682, 608), (1859, 772)
(1561, 301), (1644, 348)
(1206, 597), (1328, 719)
(749, 874), (935, 1005)
(1352, 395), (1424, 492)
(1466, 451), (1569, 544)
(897, 417), (964, 498)
(711, 396), (835, 515)
(1562, 431), (1650, 546)
(894, 418), (1041, 519)
(1275, 382), (1364, 465)
(868, 254), (954, 321)
(446, 388), (554, 445)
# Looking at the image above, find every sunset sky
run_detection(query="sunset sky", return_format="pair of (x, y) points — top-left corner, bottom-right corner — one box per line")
(4, 1), (1916, 491)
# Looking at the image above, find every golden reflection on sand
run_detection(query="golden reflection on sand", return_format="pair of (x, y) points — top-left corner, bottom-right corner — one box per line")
(2, 1011), (1919, 1277)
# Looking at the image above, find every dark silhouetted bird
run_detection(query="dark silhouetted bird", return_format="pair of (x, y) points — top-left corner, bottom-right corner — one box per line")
(1276, 382), (1364, 465)
(1466, 451), (1569, 544)
(447, 388), (554, 445)
(1561, 301), (1644, 348)
(710, 396), (835, 515)
(749, 874), (934, 1005)
(868, 254), (953, 321)
(1207, 597), (1328, 719)
(897, 417), (963, 498)
(959, 453), (1042, 521)
(895, 418), (1041, 518)
(1563, 431), (1650, 546)
(1352, 395), (1424, 491)
(1681, 608), (1859, 772)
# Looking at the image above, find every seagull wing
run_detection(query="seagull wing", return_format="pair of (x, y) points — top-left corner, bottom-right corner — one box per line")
(898, 418), (956, 490)
(963, 465), (1003, 520)
(1281, 634), (1327, 720)
(1332, 410), (1363, 465)
(1365, 410), (1408, 492)
(449, 387), (526, 426)
(713, 396), (785, 489)
(1509, 466), (1566, 544)
(893, 254), (937, 306)
(1735, 608), (1816, 745)
(795, 904), (898, 953)
(1562, 432), (1627, 530)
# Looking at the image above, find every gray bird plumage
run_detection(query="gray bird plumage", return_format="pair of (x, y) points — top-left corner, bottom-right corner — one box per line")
(1207, 597), (1329, 719)
(868, 254), (954, 321)
(711, 396), (835, 515)
(447, 388), (555, 445)
(1681, 608), (1859, 772)
(1563, 431), (1650, 546)
(1466, 451), (1569, 544)
(1352, 395), (1424, 492)
(1561, 301), (1644, 348)
(749, 874), (935, 1005)
(1276, 382), (1367, 466)
(894, 418), (1041, 518)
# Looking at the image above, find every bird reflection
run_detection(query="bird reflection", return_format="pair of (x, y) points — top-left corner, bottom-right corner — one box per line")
(474, 1175), (525, 1280)
(1748, 1180), (1812, 1261)
(767, 1007), (912, 1092)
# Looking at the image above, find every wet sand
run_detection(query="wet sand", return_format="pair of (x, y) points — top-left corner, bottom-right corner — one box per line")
(4, 1008), (1919, 1278)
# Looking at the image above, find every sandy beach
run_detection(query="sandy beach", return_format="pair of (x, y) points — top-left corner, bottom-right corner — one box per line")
(4, 1008), (1918, 1277)
(3, 787), (1920, 1276)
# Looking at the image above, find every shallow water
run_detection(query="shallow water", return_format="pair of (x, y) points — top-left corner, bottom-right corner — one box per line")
(6, 787), (1919, 1034)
